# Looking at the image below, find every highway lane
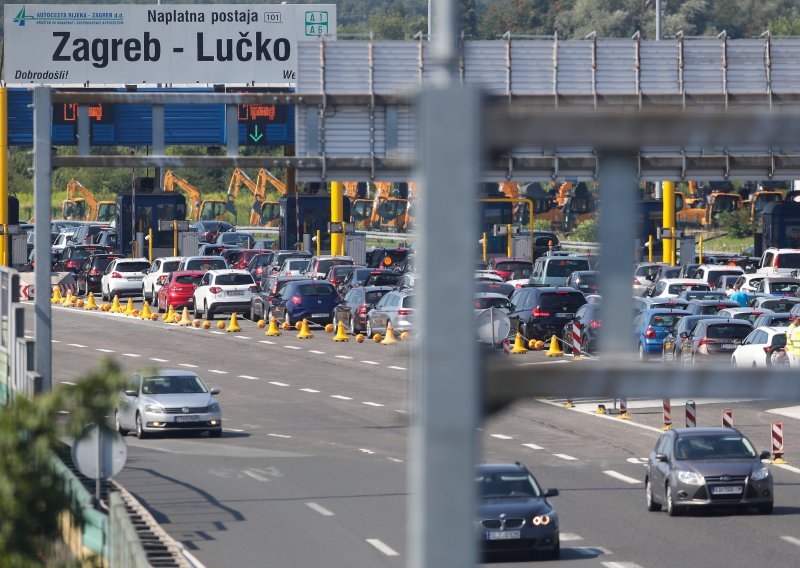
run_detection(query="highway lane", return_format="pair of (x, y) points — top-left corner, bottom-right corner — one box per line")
(39, 302), (800, 567)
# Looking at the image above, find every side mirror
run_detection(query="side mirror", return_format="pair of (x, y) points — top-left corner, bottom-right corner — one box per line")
(209, 387), (222, 395)
(655, 453), (668, 463)
(760, 450), (771, 460)
(543, 488), (559, 498)
(124, 389), (138, 397)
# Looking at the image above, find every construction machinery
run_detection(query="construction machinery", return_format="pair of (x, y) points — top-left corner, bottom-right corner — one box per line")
(369, 182), (410, 232)
(62, 179), (117, 222)
(227, 168), (291, 227)
(744, 190), (783, 223)
(163, 170), (228, 222)
(676, 192), (743, 228)
(345, 182), (374, 230)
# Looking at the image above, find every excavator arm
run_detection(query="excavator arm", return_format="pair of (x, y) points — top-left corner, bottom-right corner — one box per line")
(65, 179), (98, 221)
(256, 168), (287, 197)
(163, 170), (202, 221)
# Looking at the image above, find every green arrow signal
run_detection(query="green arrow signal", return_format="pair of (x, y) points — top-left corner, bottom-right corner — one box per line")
(249, 124), (264, 143)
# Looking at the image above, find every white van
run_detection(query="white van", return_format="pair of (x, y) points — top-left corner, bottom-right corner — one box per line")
(756, 248), (800, 276)
(529, 254), (591, 287)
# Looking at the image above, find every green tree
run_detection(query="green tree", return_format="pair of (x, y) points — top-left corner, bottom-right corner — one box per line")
(571, 218), (598, 241)
(0, 360), (126, 566)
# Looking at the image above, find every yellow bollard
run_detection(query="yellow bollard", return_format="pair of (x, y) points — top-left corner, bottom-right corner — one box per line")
(509, 332), (529, 354)
(296, 319), (313, 339)
(124, 298), (135, 316)
(51, 286), (63, 304)
(226, 313), (242, 332)
(109, 295), (122, 313)
(163, 305), (175, 323)
(84, 292), (99, 310)
(139, 301), (153, 320)
(381, 323), (398, 345)
(178, 307), (193, 326)
(265, 316), (282, 337)
(545, 335), (563, 358)
(333, 321), (349, 342)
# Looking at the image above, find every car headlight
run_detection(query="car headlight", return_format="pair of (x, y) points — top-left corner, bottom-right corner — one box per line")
(208, 402), (221, 413)
(144, 405), (164, 414)
(532, 514), (552, 526)
(751, 466), (770, 481)
(677, 470), (705, 485)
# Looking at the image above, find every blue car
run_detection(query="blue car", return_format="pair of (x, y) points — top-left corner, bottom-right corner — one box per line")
(268, 279), (341, 326)
(634, 308), (690, 359)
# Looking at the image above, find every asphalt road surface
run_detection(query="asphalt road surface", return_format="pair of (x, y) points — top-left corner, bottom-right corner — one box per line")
(34, 301), (800, 568)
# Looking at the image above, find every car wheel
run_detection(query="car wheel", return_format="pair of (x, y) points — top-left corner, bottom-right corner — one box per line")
(205, 301), (213, 320)
(544, 542), (560, 561)
(193, 301), (202, 319)
(666, 483), (680, 516)
(135, 413), (147, 440)
(646, 478), (661, 512)
(208, 429), (222, 438)
(758, 503), (774, 515)
(115, 411), (129, 436)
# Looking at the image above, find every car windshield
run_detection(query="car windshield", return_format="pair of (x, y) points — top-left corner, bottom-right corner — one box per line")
(365, 290), (390, 304)
(539, 292), (586, 311)
(707, 270), (741, 283)
(401, 296), (414, 308)
(668, 283), (710, 294)
(287, 260), (310, 270)
(475, 297), (513, 310)
(675, 435), (757, 460)
(706, 324), (752, 339)
(649, 313), (684, 328)
(769, 281), (800, 293)
(765, 317), (792, 327)
(495, 261), (531, 273)
(545, 259), (590, 278)
(761, 300), (797, 311)
(684, 291), (726, 301)
(162, 261), (180, 273)
(118, 262), (150, 273)
(476, 472), (542, 498)
(700, 305), (731, 315)
(366, 273), (401, 286)
(215, 273), (254, 286)
(72, 248), (106, 262)
(298, 283), (336, 296)
(92, 257), (116, 270)
(636, 265), (662, 278)
(141, 375), (207, 395)
(186, 259), (227, 271)
(174, 275), (202, 286)
(220, 233), (252, 246)
(776, 253), (800, 269)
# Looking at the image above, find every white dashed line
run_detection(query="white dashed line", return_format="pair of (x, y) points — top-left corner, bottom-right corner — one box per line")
(305, 502), (335, 517)
(603, 470), (640, 485)
(260, 340), (276, 345)
(366, 539), (399, 557)
(335, 355), (353, 360)
(300, 388), (320, 393)
(522, 443), (544, 450)
(95, 348), (114, 353)
(179, 363), (198, 368)
(560, 533), (583, 542)
(150, 358), (168, 362)
(388, 366), (407, 370)
(122, 353), (141, 358)
(387, 457), (404, 463)
(362, 402), (384, 407)
(781, 536), (800, 548)
(393, 409), (407, 414)
(269, 381), (290, 387)
(67, 343), (87, 348)
(360, 360), (380, 365)
(553, 453), (578, 461)
(238, 375), (260, 380)
(268, 433), (291, 438)
(51, 340), (60, 343)
(208, 369), (228, 374)
(309, 350), (326, 354)
(224, 428), (245, 433)
(60, 381), (76, 386)
(491, 434), (514, 440)
(603, 562), (644, 568)
(210, 331), (225, 335)
(359, 449), (376, 455)
(243, 469), (271, 482)
(234, 336), (252, 340)
(284, 345), (302, 350)
(331, 395), (353, 400)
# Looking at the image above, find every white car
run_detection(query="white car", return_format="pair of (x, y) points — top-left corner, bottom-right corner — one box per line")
(645, 278), (711, 299)
(756, 248), (800, 276)
(754, 277), (800, 297)
(731, 326), (788, 367)
(101, 258), (151, 300)
(277, 258), (310, 276)
(732, 273), (766, 294)
(476, 270), (504, 283)
(141, 256), (183, 303)
(716, 307), (773, 326)
(693, 264), (743, 285)
(633, 262), (666, 296)
(192, 269), (257, 320)
(50, 230), (77, 257)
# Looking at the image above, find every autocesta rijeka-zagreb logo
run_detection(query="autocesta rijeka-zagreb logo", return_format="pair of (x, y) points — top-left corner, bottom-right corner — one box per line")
(13, 6), (124, 26)
(13, 6), (33, 26)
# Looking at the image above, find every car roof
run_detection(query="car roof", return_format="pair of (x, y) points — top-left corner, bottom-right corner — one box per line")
(659, 278), (707, 284)
(475, 292), (509, 299)
(720, 307), (763, 313)
(154, 256), (183, 262)
(171, 270), (205, 277)
(671, 427), (744, 437)
(696, 317), (752, 325)
(644, 308), (691, 315)
(533, 286), (583, 293)
(184, 255), (226, 261)
(116, 257), (149, 263)
(688, 299), (737, 305)
(141, 369), (201, 378)
(476, 463), (529, 474)
(363, 285), (395, 292)
(758, 326), (788, 335)
(697, 264), (743, 270)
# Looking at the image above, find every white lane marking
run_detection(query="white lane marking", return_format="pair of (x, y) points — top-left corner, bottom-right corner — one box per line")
(366, 539), (399, 557)
(122, 353), (141, 358)
(234, 336), (251, 340)
(95, 348), (114, 353)
(360, 360), (380, 365)
(150, 357), (168, 362)
(553, 453), (578, 461)
(774, 463), (800, 475)
(331, 395), (353, 400)
(627, 457), (649, 466)
(300, 388), (320, 393)
(260, 340), (276, 345)
(224, 428), (246, 433)
(388, 366), (407, 370)
(537, 398), (664, 435)
(560, 533), (583, 542)
(238, 375), (260, 380)
(603, 563), (644, 568)
(781, 536), (800, 548)
(519, 359), (569, 366)
(603, 470), (640, 485)
(335, 355), (353, 360)
(387, 457), (404, 463)
(179, 363), (198, 368)
(394, 409), (408, 414)
(268, 433), (291, 439)
(51, 340), (61, 343)
(243, 469), (271, 482)
(210, 331), (225, 335)
(491, 434), (514, 440)
(269, 381), (290, 387)
(359, 449), (376, 455)
(67, 343), (87, 348)
(284, 345), (302, 350)
(522, 443), (544, 450)
(363, 401), (384, 407)
(208, 369), (228, 374)
(305, 502), (335, 517)
(309, 350), (326, 354)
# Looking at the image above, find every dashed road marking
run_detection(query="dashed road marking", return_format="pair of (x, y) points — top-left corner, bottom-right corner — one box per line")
(179, 363), (198, 368)
(238, 375), (260, 380)
(305, 502), (335, 517)
(603, 470), (640, 485)
(268, 433), (291, 439)
(553, 453), (578, 461)
(359, 449), (376, 455)
(224, 428), (246, 433)
(388, 366), (407, 371)
(95, 348), (114, 353)
(309, 350), (326, 354)
(781, 536), (800, 548)
(331, 395), (353, 400)
(210, 331), (226, 335)
(627, 457), (649, 466)
(52, 340), (61, 343)
(522, 443), (544, 450)
(335, 355), (353, 360)
(363, 402), (384, 407)
(150, 358), (168, 362)
(366, 539), (399, 557)
(491, 434), (514, 440)
(122, 353), (141, 358)
(560, 533), (583, 542)
(285, 345), (302, 350)
(360, 360), (380, 365)
(603, 562), (644, 568)
(300, 388), (320, 393)
(269, 381), (290, 387)
(387, 457), (404, 463)
(68, 343), (87, 348)
(260, 340), (276, 345)
(234, 336), (251, 340)
(243, 469), (271, 482)
(208, 369), (227, 374)
(775, 463), (800, 475)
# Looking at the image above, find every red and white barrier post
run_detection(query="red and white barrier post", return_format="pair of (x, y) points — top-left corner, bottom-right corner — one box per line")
(571, 322), (582, 359)
(618, 397), (630, 420)
(772, 421), (788, 464)
(662, 399), (672, 430)
(685, 400), (696, 428)
(722, 408), (734, 429)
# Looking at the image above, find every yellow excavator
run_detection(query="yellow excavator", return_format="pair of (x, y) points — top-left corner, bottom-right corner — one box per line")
(369, 182), (410, 232)
(344, 182), (374, 230)
(62, 179), (117, 222)
(227, 168), (289, 227)
(163, 170), (228, 222)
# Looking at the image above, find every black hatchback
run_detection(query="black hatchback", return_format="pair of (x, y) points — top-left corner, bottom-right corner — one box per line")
(75, 253), (124, 295)
(509, 287), (587, 341)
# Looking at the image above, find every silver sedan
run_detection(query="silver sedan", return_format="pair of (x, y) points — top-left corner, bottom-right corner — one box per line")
(115, 370), (222, 439)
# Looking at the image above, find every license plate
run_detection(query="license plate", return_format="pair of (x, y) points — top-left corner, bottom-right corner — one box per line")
(228, 290), (244, 296)
(312, 312), (329, 318)
(486, 531), (521, 541)
(721, 344), (736, 350)
(556, 312), (573, 318)
(712, 485), (742, 495)
(175, 415), (199, 423)
(128, 277), (143, 281)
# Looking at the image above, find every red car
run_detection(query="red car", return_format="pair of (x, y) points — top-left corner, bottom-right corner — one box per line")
(230, 249), (263, 270)
(157, 270), (205, 313)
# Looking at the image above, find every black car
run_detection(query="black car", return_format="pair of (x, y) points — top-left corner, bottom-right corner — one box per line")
(366, 247), (411, 269)
(197, 244), (238, 256)
(75, 253), (124, 295)
(246, 252), (275, 283)
(561, 302), (601, 354)
(661, 315), (718, 363)
(193, 221), (234, 243)
(53, 244), (113, 273)
(476, 463), (560, 560)
(564, 270), (600, 295)
(509, 286), (587, 341)
(684, 299), (739, 316)
(325, 264), (361, 293)
(249, 275), (305, 321)
(393, 253), (415, 274)
(333, 285), (394, 333)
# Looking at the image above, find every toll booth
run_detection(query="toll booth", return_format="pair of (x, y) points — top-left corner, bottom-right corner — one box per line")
(760, 201), (800, 255)
(116, 192), (187, 257)
(279, 196), (352, 251)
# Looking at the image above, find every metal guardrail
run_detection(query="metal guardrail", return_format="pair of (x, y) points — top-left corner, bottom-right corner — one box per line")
(559, 240), (601, 251)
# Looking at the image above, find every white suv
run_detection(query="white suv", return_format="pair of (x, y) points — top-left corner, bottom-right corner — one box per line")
(141, 256), (183, 303)
(757, 248), (800, 276)
(192, 269), (257, 320)
(101, 258), (151, 300)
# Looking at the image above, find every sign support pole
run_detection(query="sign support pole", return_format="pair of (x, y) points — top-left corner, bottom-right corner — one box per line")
(0, 88), (8, 267)
(331, 182), (343, 256)
(33, 87), (52, 392)
(662, 181), (676, 265)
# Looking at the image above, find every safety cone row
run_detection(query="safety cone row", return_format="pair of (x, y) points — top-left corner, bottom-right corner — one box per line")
(226, 313), (242, 332)
(333, 320), (349, 342)
(84, 293), (99, 311)
(265, 316), (282, 337)
(296, 319), (313, 339)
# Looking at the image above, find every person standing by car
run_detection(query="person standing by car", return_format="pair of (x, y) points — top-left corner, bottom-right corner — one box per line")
(730, 282), (750, 307)
(787, 318), (800, 368)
